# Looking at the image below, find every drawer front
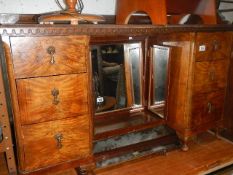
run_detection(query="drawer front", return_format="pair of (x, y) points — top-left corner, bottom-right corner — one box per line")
(10, 35), (89, 78)
(21, 116), (91, 171)
(195, 32), (231, 62)
(191, 91), (225, 128)
(193, 60), (229, 94)
(17, 74), (89, 125)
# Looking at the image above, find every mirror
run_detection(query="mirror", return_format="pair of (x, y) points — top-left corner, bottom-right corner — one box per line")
(149, 45), (171, 118)
(124, 43), (142, 107)
(91, 43), (143, 113)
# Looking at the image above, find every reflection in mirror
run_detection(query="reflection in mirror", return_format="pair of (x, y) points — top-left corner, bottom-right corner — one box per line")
(91, 43), (143, 113)
(149, 45), (171, 118)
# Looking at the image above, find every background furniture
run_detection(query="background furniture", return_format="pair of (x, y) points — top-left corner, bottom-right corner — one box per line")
(116, 0), (218, 24)
(116, 0), (167, 24)
(0, 37), (17, 175)
(167, 0), (217, 24)
(38, 0), (104, 24)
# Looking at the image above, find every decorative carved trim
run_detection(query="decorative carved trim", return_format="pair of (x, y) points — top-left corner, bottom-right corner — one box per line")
(0, 25), (233, 37)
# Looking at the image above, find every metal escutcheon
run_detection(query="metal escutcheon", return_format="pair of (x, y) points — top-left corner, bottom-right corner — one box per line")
(51, 88), (60, 105)
(54, 133), (63, 149)
(47, 46), (56, 64)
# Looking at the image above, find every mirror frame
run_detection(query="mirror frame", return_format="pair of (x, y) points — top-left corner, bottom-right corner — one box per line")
(148, 45), (172, 118)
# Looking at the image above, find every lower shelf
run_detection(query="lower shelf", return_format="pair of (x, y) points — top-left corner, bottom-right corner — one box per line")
(94, 134), (179, 168)
(94, 111), (164, 141)
(93, 124), (179, 168)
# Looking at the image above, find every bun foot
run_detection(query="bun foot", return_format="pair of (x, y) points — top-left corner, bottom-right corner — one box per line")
(77, 167), (87, 175)
(77, 165), (95, 175)
(181, 144), (189, 151)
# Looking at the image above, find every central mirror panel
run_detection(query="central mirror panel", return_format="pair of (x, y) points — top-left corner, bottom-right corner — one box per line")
(91, 42), (143, 113)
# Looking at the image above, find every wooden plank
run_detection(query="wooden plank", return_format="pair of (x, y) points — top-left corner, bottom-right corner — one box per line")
(94, 112), (165, 141)
(0, 36), (17, 174)
(0, 153), (9, 175)
(0, 142), (4, 153)
(95, 132), (233, 175)
(94, 134), (178, 162)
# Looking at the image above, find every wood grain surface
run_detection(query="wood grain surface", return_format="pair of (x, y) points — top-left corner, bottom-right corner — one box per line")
(21, 116), (91, 172)
(193, 59), (229, 94)
(160, 32), (231, 146)
(95, 133), (233, 175)
(10, 36), (88, 78)
(158, 33), (195, 133)
(192, 91), (225, 128)
(195, 32), (232, 62)
(17, 74), (89, 125)
(0, 153), (8, 175)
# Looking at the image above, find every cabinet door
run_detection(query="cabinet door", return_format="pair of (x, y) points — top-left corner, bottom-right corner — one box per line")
(21, 116), (91, 171)
(148, 45), (171, 118)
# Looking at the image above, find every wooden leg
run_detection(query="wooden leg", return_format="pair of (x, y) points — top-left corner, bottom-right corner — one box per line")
(176, 132), (189, 151)
(181, 141), (189, 152)
(77, 164), (95, 175)
(77, 167), (87, 175)
(215, 127), (220, 139)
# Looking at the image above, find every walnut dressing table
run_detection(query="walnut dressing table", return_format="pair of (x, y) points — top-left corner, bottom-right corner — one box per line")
(0, 24), (233, 174)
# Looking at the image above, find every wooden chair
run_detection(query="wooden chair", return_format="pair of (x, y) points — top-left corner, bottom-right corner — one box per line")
(167, 0), (217, 24)
(116, 0), (167, 24)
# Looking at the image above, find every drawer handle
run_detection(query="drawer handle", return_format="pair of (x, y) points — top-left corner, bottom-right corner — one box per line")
(212, 41), (220, 51)
(207, 102), (213, 114)
(47, 46), (56, 64)
(54, 133), (63, 149)
(51, 88), (60, 105)
(209, 71), (215, 81)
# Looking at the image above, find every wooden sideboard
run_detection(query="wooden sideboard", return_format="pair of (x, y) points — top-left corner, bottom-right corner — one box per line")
(0, 25), (233, 174)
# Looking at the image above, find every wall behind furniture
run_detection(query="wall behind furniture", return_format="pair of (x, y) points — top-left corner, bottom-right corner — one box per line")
(0, 0), (116, 15)
(0, 0), (232, 22)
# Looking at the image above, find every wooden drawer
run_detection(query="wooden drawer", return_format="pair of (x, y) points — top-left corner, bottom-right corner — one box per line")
(193, 59), (229, 94)
(195, 32), (231, 62)
(21, 116), (91, 171)
(191, 91), (225, 128)
(10, 35), (89, 78)
(17, 74), (89, 125)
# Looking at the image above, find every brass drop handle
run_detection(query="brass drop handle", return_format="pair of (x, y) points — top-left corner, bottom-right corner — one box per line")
(47, 46), (56, 64)
(54, 133), (63, 149)
(51, 88), (60, 105)
(207, 102), (213, 114)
